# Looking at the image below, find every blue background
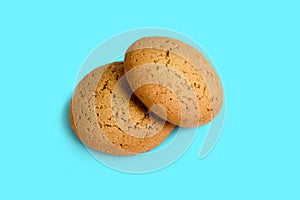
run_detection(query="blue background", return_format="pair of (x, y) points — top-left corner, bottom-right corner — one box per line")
(1, 0), (299, 199)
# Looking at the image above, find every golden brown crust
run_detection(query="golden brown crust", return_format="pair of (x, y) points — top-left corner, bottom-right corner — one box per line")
(70, 62), (175, 155)
(94, 62), (175, 153)
(71, 63), (131, 156)
(124, 37), (223, 127)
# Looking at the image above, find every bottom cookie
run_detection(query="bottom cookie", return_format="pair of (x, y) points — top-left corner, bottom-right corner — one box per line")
(70, 62), (175, 156)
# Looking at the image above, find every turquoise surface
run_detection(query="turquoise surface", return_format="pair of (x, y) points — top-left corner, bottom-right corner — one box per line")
(1, 1), (299, 199)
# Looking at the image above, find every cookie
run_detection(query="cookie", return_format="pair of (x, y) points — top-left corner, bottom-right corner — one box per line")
(70, 62), (175, 156)
(124, 36), (223, 127)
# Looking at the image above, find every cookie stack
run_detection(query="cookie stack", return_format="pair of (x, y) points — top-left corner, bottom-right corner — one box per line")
(69, 36), (223, 156)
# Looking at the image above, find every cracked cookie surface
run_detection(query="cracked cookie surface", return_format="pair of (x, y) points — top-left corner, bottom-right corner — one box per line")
(70, 62), (175, 155)
(124, 37), (223, 127)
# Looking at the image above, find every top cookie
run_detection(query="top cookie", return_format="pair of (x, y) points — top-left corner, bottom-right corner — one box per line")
(124, 36), (223, 127)
(70, 62), (175, 156)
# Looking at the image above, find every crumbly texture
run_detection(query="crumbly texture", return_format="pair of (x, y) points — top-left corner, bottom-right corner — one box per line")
(124, 37), (223, 127)
(71, 63), (131, 156)
(70, 62), (175, 155)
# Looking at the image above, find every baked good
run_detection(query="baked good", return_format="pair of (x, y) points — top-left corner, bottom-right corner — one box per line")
(70, 62), (175, 156)
(124, 36), (223, 127)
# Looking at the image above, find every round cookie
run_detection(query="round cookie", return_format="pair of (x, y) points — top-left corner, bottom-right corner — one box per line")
(70, 62), (175, 156)
(124, 36), (223, 127)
